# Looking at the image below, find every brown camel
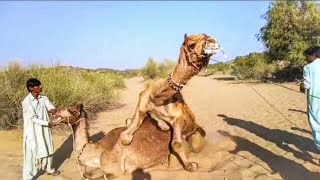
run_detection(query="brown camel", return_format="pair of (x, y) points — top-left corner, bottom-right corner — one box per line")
(120, 33), (221, 171)
(53, 103), (208, 179)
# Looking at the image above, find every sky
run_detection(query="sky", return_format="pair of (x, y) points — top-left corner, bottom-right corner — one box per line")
(0, 1), (271, 70)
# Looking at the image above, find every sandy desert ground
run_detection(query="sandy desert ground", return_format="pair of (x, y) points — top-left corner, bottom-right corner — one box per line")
(1, 75), (319, 180)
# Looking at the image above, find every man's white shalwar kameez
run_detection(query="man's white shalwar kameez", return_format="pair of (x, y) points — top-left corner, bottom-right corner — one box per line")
(22, 93), (55, 180)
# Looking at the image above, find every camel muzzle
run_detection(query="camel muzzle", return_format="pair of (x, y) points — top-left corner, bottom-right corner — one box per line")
(203, 42), (220, 55)
(52, 116), (62, 123)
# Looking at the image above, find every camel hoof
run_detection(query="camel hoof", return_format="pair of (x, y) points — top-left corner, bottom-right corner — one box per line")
(185, 162), (198, 172)
(120, 133), (133, 145)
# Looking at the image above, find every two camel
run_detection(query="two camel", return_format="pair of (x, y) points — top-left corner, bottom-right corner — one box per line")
(53, 33), (221, 179)
(54, 104), (207, 179)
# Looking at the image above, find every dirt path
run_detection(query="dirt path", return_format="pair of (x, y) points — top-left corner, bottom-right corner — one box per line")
(1, 76), (319, 180)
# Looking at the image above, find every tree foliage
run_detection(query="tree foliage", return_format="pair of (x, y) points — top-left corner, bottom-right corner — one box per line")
(257, 1), (320, 67)
(232, 53), (276, 79)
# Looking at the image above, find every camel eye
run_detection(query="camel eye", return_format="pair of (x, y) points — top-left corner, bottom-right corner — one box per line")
(68, 109), (79, 115)
(189, 43), (196, 49)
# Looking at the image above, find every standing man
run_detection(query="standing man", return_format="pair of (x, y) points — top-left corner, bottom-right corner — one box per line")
(300, 46), (320, 151)
(22, 78), (60, 180)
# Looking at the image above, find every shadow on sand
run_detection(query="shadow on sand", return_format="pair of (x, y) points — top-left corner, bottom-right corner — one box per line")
(131, 168), (151, 180)
(211, 76), (237, 81)
(218, 130), (320, 180)
(217, 114), (320, 180)
(288, 108), (307, 114)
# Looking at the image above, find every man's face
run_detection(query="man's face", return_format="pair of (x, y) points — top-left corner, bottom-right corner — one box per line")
(306, 54), (316, 63)
(31, 85), (42, 94)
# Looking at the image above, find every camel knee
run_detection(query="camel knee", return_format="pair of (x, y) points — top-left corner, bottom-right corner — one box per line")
(172, 140), (183, 152)
(120, 113), (146, 145)
(173, 141), (182, 149)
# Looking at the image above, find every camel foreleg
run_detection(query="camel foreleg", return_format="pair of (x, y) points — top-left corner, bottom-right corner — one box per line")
(120, 107), (147, 145)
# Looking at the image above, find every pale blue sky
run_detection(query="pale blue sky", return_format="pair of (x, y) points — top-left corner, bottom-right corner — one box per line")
(0, 1), (271, 70)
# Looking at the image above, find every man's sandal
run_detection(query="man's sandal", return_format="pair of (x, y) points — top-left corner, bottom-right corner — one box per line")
(47, 170), (60, 176)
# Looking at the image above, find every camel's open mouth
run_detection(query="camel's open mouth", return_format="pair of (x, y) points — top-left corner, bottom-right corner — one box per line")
(203, 40), (220, 56)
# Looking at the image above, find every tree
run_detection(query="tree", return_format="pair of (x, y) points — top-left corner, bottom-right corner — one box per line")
(257, 1), (320, 68)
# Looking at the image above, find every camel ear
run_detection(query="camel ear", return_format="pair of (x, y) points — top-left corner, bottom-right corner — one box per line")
(79, 103), (84, 110)
(74, 103), (83, 111)
(184, 33), (188, 42)
(68, 107), (80, 116)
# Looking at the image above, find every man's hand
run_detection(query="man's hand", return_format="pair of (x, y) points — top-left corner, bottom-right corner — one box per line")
(300, 83), (306, 93)
(49, 109), (57, 115)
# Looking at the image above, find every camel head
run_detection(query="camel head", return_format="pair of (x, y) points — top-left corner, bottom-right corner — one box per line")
(180, 33), (220, 71)
(53, 103), (87, 125)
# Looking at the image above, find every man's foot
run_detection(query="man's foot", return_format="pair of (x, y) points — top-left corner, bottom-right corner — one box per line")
(120, 132), (133, 145)
(47, 170), (60, 176)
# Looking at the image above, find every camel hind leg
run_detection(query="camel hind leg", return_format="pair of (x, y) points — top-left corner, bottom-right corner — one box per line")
(171, 119), (199, 172)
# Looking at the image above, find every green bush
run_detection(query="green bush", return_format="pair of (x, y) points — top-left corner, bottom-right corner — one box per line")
(140, 58), (176, 80)
(231, 53), (276, 80)
(0, 62), (125, 129)
(205, 63), (231, 75)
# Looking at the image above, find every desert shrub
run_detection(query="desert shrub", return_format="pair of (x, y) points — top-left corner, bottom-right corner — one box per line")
(140, 58), (176, 80)
(140, 58), (158, 79)
(231, 53), (276, 79)
(0, 62), (125, 129)
(205, 63), (231, 75)
(122, 70), (140, 78)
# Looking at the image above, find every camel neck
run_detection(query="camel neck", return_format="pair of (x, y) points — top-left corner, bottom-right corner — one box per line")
(72, 118), (89, 154)
(149, 46), (203, 104)
(171, 48), (200, 85)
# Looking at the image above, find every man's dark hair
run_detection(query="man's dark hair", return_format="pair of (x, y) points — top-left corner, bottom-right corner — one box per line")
(303, 46), (320, 58)
(26, 78), (41, 92)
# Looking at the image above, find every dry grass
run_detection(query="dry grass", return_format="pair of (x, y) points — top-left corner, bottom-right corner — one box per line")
(0, 62), (125, 129)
